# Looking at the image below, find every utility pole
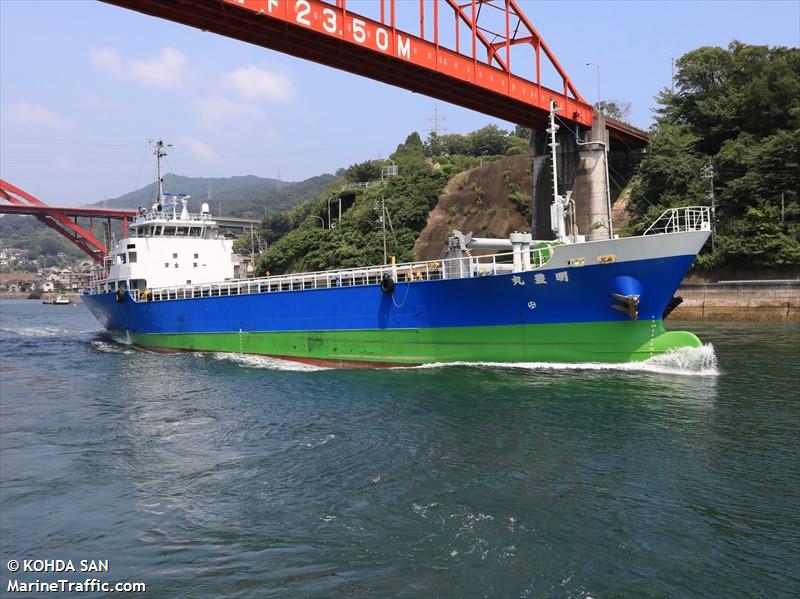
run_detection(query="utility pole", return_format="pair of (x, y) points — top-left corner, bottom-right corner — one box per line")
(701, 164), (716, 253)
(381, 195), (387, 264)
(585, 62), (601, 105)
(250, 223), (255, 263)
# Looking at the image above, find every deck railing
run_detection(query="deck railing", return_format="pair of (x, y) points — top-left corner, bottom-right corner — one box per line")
(644, 206), (711, 236)
(133, 211), (214, 225)
(106, 247), (554, 303)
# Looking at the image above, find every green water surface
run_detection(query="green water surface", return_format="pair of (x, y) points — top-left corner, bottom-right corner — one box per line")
(0, 300), (797, 598)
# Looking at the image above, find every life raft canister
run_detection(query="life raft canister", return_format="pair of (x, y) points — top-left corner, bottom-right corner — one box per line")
(380, 275), (396, 293)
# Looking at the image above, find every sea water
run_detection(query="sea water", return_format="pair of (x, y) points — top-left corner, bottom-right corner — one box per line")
(0, 299), (797, 597)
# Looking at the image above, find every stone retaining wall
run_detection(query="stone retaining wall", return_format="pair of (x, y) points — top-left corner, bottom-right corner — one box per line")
(671, 281), (800, 322)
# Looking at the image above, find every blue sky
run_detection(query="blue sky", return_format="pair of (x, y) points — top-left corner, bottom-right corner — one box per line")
(1, 0), (798, 206)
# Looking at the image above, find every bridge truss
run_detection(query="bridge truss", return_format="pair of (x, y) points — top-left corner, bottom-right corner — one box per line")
(100, 0), (647, 144)
(0, 180), (134, 263)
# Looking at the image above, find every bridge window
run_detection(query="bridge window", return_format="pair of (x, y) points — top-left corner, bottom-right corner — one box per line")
(128, 251), (137, 263)
(164, 227), (176, 236)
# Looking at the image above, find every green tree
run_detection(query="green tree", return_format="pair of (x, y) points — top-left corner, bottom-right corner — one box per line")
(439, 133), (470, 156)
(424, 131), (444, 157)
(467, 125), (510, 156)
(595, 100), (631, 120)
(345, 160), (381, 183)
(628, 41), (800, 270)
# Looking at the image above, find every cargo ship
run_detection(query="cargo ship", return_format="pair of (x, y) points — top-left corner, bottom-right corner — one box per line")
(83, 111), (711, 367)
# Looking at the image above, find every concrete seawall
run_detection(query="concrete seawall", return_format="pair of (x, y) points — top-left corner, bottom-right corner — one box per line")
(0, 292), (82, 302)
(670, 280), (800, 322)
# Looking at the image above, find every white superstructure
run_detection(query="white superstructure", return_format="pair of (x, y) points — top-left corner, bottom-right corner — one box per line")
(91, 141), (236, 295)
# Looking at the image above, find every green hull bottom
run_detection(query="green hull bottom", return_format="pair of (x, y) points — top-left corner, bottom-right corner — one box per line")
(130, 321), (702, 367)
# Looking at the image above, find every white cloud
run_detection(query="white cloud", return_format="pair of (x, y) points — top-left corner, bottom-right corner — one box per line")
(89, 48), (124, 77)
(130, 48), (189, 89)
(181, 137), (218, 162)
(222, 65), (293, 102)
(7, 101), (66, 128)
(192, 96), (263, 126)
(90, 47), (190, 89)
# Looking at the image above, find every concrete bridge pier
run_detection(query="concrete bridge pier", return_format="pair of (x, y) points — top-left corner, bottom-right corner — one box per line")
(529, 111), (613, 242)
(573, 111), (612, 241)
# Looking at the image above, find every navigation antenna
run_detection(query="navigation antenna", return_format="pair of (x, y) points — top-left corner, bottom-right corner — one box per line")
(547, 100), (573, 242)
(148, 139), (172, 204)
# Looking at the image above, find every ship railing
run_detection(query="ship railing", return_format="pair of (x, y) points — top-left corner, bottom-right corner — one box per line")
(142, 246), (553, 303)
(133, 212), (214, 225)
(643, 206), (711, 236)
(89, 270), (109, 290)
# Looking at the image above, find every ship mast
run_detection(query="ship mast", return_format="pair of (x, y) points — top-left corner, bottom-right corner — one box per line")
(547, 100), (573, 243)
(150, 139), (171, 204)
(548, 100), (560, 208)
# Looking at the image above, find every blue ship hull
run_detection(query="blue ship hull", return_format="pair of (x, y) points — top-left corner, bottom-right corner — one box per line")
(83, 251), (702, 366)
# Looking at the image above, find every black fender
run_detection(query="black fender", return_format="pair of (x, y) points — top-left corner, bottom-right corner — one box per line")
(380, 275), (395, 294)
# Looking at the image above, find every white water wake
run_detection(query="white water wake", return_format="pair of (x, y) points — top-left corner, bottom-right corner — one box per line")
(89, 340), (137, 355)
(210, 352), (329, 372)
(88, 341), (717, 375)
(200, 344), (718, 376)
(405, 344), (719, 377)
(1, 326), (95, 337)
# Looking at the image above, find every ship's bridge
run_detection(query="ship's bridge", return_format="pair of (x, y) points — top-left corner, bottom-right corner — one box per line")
(131, 196), (220, 240)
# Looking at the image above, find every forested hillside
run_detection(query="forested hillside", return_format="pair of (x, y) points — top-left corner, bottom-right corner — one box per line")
(253, 126), (529, 275)
(627, 41), (799, 272)
(92, 172), (337, 219)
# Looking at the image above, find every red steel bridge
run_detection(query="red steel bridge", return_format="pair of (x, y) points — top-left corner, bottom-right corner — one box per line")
(101, 0), (648, 145)
(2, 1), (648, 261)
(0, 179), (134, 264)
